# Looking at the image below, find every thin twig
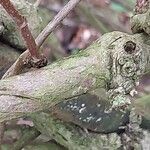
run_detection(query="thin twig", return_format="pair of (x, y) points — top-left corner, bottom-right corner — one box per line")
(0, 0), (41, 142)
(0, 0), (39, 59)
(34, 0), (42, 7)
(2, 0), (81, 79)
(36, 0), (81, 47)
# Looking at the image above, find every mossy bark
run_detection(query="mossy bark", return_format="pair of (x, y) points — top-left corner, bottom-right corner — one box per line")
(0, 39), (108, 122)
(0, 1), (150, 148)
(31, 112), (122, 150)
(0, 31), (149, 123)
(1, 142), (64, 150)
(12, 128), (40, 150)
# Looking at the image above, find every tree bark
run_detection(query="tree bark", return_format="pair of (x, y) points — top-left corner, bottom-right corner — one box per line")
(31, 112), (122, 150)
(0, 31), (149, 123)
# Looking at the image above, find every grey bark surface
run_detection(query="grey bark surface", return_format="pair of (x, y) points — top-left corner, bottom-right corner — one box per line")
(0, 32), (149, 123)
(0, 0), (150, 149)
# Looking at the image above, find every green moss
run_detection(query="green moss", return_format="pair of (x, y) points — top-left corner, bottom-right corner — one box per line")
(31, 113), (122, 150)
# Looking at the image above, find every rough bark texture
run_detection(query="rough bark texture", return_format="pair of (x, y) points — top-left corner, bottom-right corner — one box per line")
(31, 112), (122, 150)
(0, 35), (108, 122)
(0, 31), (149, 123)
(0, 1), (150, 149)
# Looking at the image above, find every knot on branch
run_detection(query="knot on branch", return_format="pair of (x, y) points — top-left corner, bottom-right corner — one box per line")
(98, 32), (150, 122)
(105, 32), (145, 99)
(23, 54), (47, 68)
(124, 41), (136, 54)
(49, 32), (149, 133)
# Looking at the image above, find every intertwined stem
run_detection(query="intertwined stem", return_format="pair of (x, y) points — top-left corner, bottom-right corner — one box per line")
(0, 0), (39, 59)
(0, 31), (149, 123)
(2, 0), (82, 78)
